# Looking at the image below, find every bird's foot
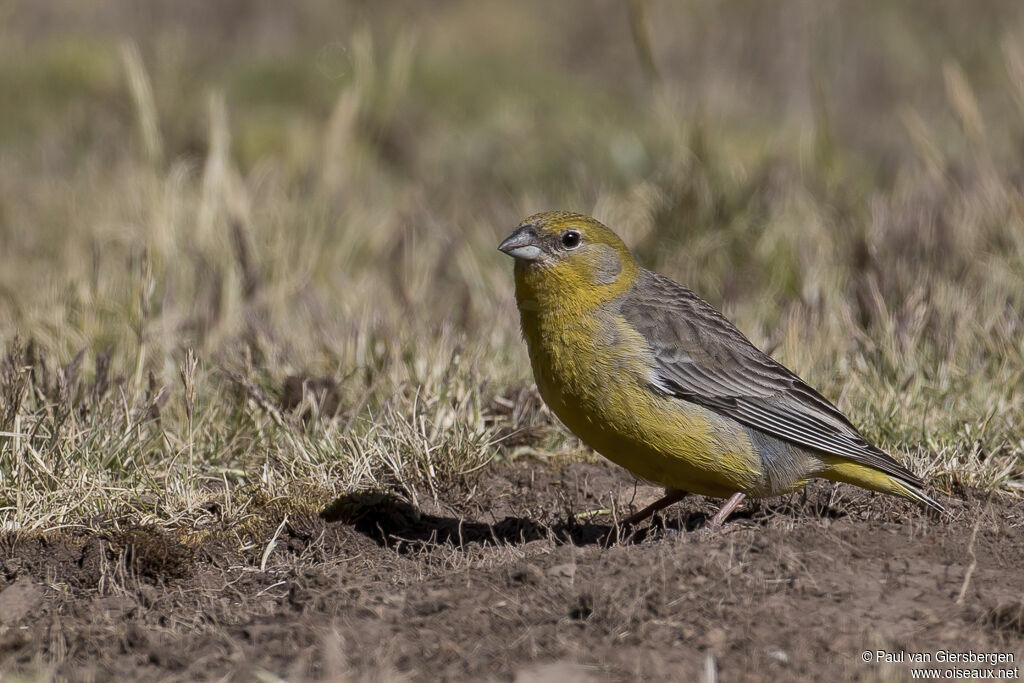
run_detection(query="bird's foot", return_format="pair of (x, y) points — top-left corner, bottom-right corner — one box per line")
(619, 489), (689, 528)
(706, 492), (746, 529)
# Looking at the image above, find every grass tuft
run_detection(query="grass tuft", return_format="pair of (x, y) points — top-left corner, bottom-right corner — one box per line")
(1, 1), (1022, 535)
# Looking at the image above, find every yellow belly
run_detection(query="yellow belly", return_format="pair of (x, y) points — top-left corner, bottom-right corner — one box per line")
(560, 390), (766, 498)
(524, 310), (772, 498)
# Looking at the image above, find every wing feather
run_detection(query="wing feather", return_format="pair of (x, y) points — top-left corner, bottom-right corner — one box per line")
(622, 269), (923, 487)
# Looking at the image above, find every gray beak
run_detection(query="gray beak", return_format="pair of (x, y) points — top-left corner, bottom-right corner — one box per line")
(498, 226), (543, 261)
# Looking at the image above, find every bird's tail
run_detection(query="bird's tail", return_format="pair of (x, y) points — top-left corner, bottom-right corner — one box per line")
(820, 457), (945, 513)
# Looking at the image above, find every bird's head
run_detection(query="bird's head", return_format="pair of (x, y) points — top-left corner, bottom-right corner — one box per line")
(498, 211), (638, 309)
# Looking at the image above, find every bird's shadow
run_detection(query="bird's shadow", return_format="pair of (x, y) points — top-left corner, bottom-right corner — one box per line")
(319, 491), (847, 552)
(320, 491), (613, 550)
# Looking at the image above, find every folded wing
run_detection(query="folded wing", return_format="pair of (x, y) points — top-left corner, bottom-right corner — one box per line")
(621, 269), (924, 488)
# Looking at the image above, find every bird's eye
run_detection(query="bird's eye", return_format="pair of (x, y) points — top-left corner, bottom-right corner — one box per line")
(561, 230), (582, 249)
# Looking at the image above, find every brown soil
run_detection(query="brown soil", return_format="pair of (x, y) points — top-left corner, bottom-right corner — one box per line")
(1, 460), (1022, 682)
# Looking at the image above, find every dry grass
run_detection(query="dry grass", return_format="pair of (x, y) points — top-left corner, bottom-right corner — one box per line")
(1, 0), (1022, 535)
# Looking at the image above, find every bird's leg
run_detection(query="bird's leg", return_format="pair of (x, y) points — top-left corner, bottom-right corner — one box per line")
(708, 492), (746, 528)
(620, 488), (689, 527)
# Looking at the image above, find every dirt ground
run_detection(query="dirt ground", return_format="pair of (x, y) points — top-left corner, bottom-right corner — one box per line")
(1, 460), (1022, 682)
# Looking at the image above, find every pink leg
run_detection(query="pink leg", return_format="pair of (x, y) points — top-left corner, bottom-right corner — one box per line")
(620, 489), (689, 527)
(708, 492), (746, 528)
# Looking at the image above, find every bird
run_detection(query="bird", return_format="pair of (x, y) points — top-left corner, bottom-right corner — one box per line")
(498, 211), (943, 528)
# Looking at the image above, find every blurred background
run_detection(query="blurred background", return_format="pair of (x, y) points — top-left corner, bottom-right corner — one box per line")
(1, 1), (1022, 528)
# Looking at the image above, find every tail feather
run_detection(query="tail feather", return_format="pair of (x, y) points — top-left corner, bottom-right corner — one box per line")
(889, 477), (946, 513)
(821, 457), (945, 513)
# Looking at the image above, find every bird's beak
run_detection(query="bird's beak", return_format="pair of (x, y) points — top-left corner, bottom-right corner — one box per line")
(498, 227), (543, 261)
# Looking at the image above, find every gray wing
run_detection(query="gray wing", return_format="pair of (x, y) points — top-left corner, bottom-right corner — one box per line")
(622, 269), (923, 487)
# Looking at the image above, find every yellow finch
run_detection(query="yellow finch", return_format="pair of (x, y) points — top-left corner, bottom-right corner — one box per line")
(498, 211), (943, 527)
